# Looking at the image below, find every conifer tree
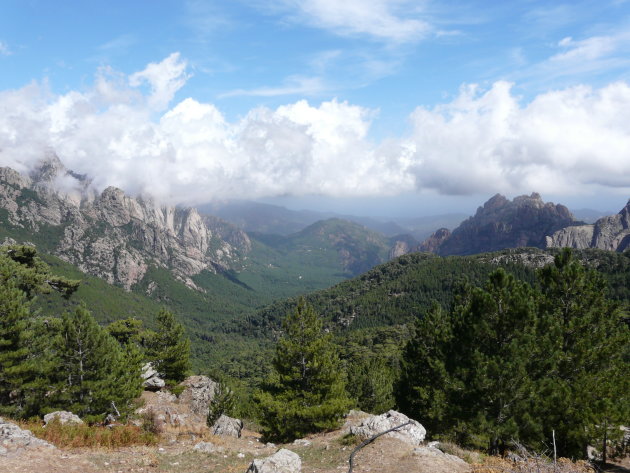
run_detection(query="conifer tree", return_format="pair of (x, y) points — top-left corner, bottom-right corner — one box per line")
(54, 305), (143, 420)
(536, 249), (630, 458)
(0, 280), (36, 417)
(146, 308), (191, 384)
(397, 302), (452, 433)
(255, 298), (352, 441)
(0, 244), (79, 417)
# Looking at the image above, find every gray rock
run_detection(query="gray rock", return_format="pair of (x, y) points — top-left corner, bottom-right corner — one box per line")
(193, 441), (224, 454)
(43, 411), (84, 426)
(350, 410), (426, 446)
(547, 199), (630, 252)
(0, 417), (55, 456)
(0, 161), (251, 292)
(178, 376), (218, 417)
(142, 363), (165, 390)
(246, 448), (301, 473)
(212, 414), (243, 438)
(413, 442), (466, 463)
(292, 438), (311, 447)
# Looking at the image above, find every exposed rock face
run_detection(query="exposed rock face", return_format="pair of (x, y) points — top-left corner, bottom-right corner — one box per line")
(388, 234), (419, 259)
(246, 448), (302, 473)
(546, 199), (630, 252)
(418, 228), (451, 253)
(0, 162), (251, 290)
(421, 193), (577, 256)
(211, 414), (243, 438)
(43, 411), (83, 426)
(141, 363), (165, 390)
(0, 417), (55, 457)
(178, 375), (218, 418)
(350, 410), (426, 446)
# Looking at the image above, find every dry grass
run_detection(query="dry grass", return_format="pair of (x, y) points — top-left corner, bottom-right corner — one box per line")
(20, 419), (158, 449)
(472, 456), (594, 473)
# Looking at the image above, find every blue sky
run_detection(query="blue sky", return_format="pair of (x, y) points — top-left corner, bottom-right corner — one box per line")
(1, 0), (630, 216)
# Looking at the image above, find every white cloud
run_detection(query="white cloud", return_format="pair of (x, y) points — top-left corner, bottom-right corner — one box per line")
(1, 54), (630, 205)
(129, 53), (190, 111)
(220, 75), (327, 98)
(407, 81), (630, 194)
(0, 41), (11, 56)
(275, 0), (430, 43)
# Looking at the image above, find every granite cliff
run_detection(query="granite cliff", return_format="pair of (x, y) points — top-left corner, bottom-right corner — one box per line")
(0, 160), (251, 290)
(419, 193), (578, 256)
(546, 199), (630, 252)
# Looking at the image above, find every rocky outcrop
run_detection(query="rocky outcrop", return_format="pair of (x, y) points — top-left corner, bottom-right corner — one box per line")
(178, 376), (217, 418)
(546, 199), (630, 252)
(246, 448), (302, 473)
(418, 228), (450, 253)
(211, 414), (243, 438)
(420, 193), (577, 256)
(388, 234), (419, 259)
(0, 161), (251, 290)
(350, 410), (426, 446)
(193, 441), (225, 454)
(141, 363), (165, 391)
(43, 411), (83, 426)
(0, 417), (55, 457)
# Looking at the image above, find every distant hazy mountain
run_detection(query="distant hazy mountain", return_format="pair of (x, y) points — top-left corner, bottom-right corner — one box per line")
(570, 208), (615, 224)
(420, 193), (579, 256)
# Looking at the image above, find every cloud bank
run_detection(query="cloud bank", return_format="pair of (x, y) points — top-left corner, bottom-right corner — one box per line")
(1, 54), (629, 205)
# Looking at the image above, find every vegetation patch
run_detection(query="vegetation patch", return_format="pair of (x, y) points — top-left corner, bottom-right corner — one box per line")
(21, 419), (158, 449)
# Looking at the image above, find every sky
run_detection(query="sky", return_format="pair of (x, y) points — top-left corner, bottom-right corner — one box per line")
(1, 0), (630, 217)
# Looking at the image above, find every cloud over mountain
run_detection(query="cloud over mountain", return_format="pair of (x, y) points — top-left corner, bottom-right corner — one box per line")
(0, 54), (629, 204)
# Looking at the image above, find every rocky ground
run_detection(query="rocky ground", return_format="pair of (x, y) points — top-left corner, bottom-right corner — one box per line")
(2, 377), (627, 473)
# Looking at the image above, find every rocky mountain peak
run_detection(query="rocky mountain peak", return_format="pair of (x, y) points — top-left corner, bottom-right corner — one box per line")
(0, 165), (251, 290)
(421, 193), (577, 256)
(547, 198), (630, 252)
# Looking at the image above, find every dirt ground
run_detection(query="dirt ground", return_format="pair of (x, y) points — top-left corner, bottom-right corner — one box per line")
(2, 425), (471, 473)
(3, 422), (627, 473)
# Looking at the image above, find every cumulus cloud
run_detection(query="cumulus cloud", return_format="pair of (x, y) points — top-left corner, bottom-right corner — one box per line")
(129, 52), (190, 111)
(407, 81), (630, 195)
(0, 54), (629, 205)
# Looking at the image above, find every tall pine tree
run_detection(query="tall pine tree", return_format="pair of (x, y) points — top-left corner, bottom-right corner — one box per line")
(54, 305), (143, 421)
(255, 298), (351, 441)
(0, 244), (79, 418)
(146, 308), (191, 384)
(536, 249), (630, 458)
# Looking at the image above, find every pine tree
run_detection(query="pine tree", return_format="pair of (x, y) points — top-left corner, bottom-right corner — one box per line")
(347, 357), (395, 414)
(536, 249), (630, 458)
(0, 280), (36, 417)
(0, 244), (79, 418)
(397, 302), (453, 433)
(54, 305), (143, 421)
(146, 308), (191, 384)
(255, 298), (352, 441)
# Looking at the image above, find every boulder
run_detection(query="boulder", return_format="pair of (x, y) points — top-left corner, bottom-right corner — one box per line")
(413, 442), (466, 464)
(212, 414), (243, 438)
(350, 410), (426, 446)
(193, 441), (224, 454)
(142, 362), (165, 391)
(43, 411), (84, 426)
(178, 375), (217, 417)
(0, 417), (55, 457)
(246, 448), (301, 473)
